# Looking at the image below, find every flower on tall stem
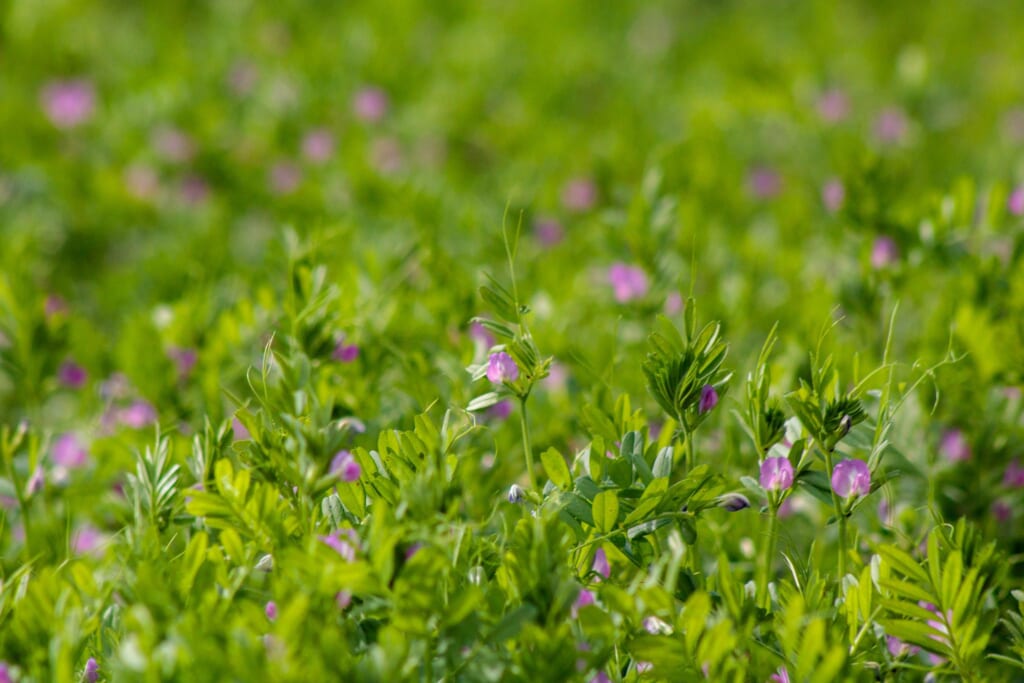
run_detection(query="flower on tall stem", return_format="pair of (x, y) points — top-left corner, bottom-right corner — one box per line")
(831, 459), (871, 499)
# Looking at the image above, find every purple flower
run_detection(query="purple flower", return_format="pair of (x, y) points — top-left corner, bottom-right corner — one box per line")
(698, 384), (719, 414)
(73, 526), (105, 556)
(319, 532), (357, 561)
(0, 661), (11, 683)
(590, 673), (610, 683)
(119, 401), (157, 429)
(179, 174), (210, 205)
(874, 107), (909, 144)
(817, 88), (850, 123)
(58, 360), (87, 389)
(1008, 187), (1024, 216)
(26, 465), (44, 496)
(748, 166), (781, 199)
(168, 346), (197, 380)
(488, 400), (513, 421)
(770, 666), (791, 683)
(232, 417), (251, 441)
(642, 616), (671, 634)
(333, 339), (360, 363)
(265, 601), (278, 621)
(53, 433), (89, 468)
(302, 128), (336, 163)
(822, 178), (845, 213)
(718, 493), (751, 512)
(152, 127), (195, 163)
(269, 161), (302, 195)
(1004, 460), (1024, 488)
(571, 588), (596, 618)
(45, 294), (68, 319)
(353, 87), (389, 123)
(993, 499), (1012, 523)
(331, 450), (362, 483)
(871, 236), (899, 269)
(562, 177), (597, 212)
(939, 429), (971, 463)
(336, 590), (352, 610)
(507, 484), (524, 504)
(886, 635), (920, 658)
(664, 292), (683, 315)
(40, 79), (95, 129)
(831, 459), (871, 499)
(486, 352), (519, 383)
(534, 217), (565, 246)
(84, 657), (99, 683)
(608, 263), (649, 302)
(759, 457), (794, 492)
(592, 547), (610, 579)
(469, 321), (496, 349)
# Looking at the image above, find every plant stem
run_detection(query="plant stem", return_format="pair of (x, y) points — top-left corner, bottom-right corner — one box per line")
(519, 397), (536, 490)
(822, 447), (847, 578)
(758, 503), (779, 610)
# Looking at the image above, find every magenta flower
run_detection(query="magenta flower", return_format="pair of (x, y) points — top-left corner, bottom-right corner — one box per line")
(993, 500), (1012, 523)
(486, 352), (519, 383)
(265, 601), (278, 621)
(45, 294), (68, 319)
(874, 107), (909, 144)
(533, 217), (565, 246)
(748, 166), (781, 199)
(26, 465), (44, 496)
(336, 590), (353, 610)
(353, 87), (389, 123)
(179, 174), (210, 205)
(759, 457), (794, 492)
(84, 657), (99, 683)
(72, 525), (105, 556)
(562, 177), (598, 212)
(831, 459), (871, 499)
(58, 360), (87, 389)
(319, 531), (357, 561)
(698, 384), (719, 414)
(488, 400), (513, 421)
(333, 339), (360, 363)
(168, 346), (197, 380)
(469, 321), (496, 349)
(590, 673), (610, 683)
(822, 178), (845, 213)
(269, 161), (302, 195)
(40, 79), (95, 129)
(119, 401), (157, 428)
(817, 88), (850, 123)
(232, 417), (251, 441)
(152, 127), (196, 164)
(571, 588), (596, 617)
(664, 292), (683, 315)
(770, 666), (791, 683)
(331, 450), (362, 483)
(592, 547), (610, 579)
(886, 635), (920, 658)
(0, 661), (11, 683)
(1008, 187), (1024, 216)
(608, 263), (649, 302)
(53, 433), (89, 468)
(871, 236), (899, 269)
(939, 429), (971, 463)
(1004, 460), (1024, 488)
(302, 128), (336, 163)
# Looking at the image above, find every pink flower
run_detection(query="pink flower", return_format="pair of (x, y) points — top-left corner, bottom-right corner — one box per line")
(886, 635), (920, 658)
(302, 128), (336, 163)
(871, 236), (899, 269)
(1008, 187), (1024, 216)
(748, 166), (781, 199)
(770, 666), (791, 683)
(336, 590), (352, 610)
(319, 531), (357, 561)
(939, 429), (971, 463)
(874, 107), (909, 144)
(572, 589), (596, 617)
(333, 339), (360, 363)
(664, 292), (683, 315)
(179, 174), (210, 205)
(370, 136), (403, 173)
(487, 352), (519, 383)
(152, 127), (195, 163)
(45, 294), (68, 319)
(40, 79), (95, 128)
(562, 178), (598, 212)
(534, 217), (565, 246)
(592, 548), (610, 579)
(0, 661), (11, 683)
(590, 673), (610, 683)
(72, 525), (105, 556)
(488, 400), (513, 421)
(759, 457), (794, 492)
(608, 263), (649, 302)
(124, 165), (160, 200)
(1004, 460), (1024, 488)
(831, 459), (871, 499)
(265, 601), (278, 621)
(232, 417), (251, 441)
(58, 360), (87, 389)
(698, 385), (719, 414)
(469, 321), (496, 349)
(53, 433), (89, 468)
(84, 657), (99, 683)
(993, 500), (1012, 523)
(817, 88), (850, 123)
(168, 346), (197, 380)
(269, 162), (301, 195)
(822, 178), (845, 213)
(119, 401), (157, 429)
(26, 465), (44, 496)
(331, 450), (362, 483)
(353, 87), (389, 123)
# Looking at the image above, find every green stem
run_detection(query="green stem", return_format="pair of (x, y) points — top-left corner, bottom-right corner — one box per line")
(758, 504), (779, 610)
(519, 397), (535, 490)
(822, 448), (847, 578)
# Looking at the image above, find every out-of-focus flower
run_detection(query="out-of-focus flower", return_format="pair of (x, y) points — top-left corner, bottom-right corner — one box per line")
(331, 450), (362, 483)
(488, 400), (513, 421)
(269, 161), (302, 195)
(120, 401), (157, 428)
(939, 429), (971, 463)
(831, 459), (871, 499)
(26, 465), (44, 496)
(53, 433), (89, 468)
(232, 417), (251, 441)
(333, 338), (360, 363)
(817, 88), (850, 123)
(822, 178), (845, 213)
(1004, 460), (1024, 488)
(664, 292), (683, 315)
(508, 484), (524, 504)
(874, 107), (909, 144)
(353, 87), (389, 123)
(698, 385), (719, 414)
(770, 666), (791, 683)
(886, 635), (921, 658)
(592, 547), (610, 579)
(73, 525), (105, 556)
(562, 177), (597, 212)
(469, 321), (495, 349)
(1008, 187), (1024, 216)
(168, 346), (197, 380)
(993, 499), (1012, 523)
(370, 136), (403, 173)
(124, 165), (160, 201)
(571, 588), (596, 617)
(180, 174), (210, 205)
(718, 493), (751, 511)
(871, 236), (899, 269)
(228, 62), (258, 96)
(265, 601), (278, 621)
(487, 352), (519, 383)
(319, 531), (357, 561)
(748, 166), (781, 199)
(302, 128), (336, 163)
(153, 127), (196, 164)
(58, 360), (87, 389)
(642, 616), (672, 634)
(45, 295), (68, 319)
(608, 263), (649, 302)
(0, 661), (12, 683)
(590, 672), (610, 683)
(40, 79), (95, 128)
(759, 457), (794, 492)
(534, 217), (565, 246)
(84, 657), (99, 683)
(336, 590), (353, 610)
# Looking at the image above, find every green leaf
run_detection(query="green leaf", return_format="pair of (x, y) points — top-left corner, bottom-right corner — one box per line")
(592, 491), (619, 533)
(541, 448), (572, 491)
